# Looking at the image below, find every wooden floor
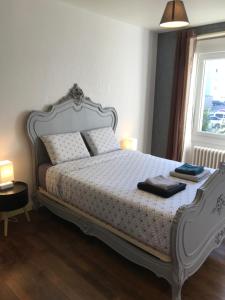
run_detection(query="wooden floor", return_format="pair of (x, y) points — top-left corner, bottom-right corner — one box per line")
(0, 208), (225, 300)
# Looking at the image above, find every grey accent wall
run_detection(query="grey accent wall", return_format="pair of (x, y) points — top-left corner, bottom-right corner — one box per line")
(151, 31), (177, 157)
(151, 22), (225, 158)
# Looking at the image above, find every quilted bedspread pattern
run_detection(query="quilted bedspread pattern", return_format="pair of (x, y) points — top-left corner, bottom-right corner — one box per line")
(46, 150), (209, 255)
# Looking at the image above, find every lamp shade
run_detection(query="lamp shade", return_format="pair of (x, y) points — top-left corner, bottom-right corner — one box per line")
(160, 0), (189, 28)
(0, 160), (14, 189)
(121, 138), (138, 151)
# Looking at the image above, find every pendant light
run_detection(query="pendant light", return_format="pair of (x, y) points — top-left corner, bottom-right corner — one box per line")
(160, 0), (189, 28)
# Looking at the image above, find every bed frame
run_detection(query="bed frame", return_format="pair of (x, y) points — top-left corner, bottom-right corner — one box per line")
(27, 84), (225, 300)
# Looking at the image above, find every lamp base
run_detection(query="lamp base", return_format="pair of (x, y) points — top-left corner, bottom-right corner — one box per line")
(0, 182), (14, 190)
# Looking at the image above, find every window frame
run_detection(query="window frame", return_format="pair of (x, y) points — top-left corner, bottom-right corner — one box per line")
(192, 51), (225, 142)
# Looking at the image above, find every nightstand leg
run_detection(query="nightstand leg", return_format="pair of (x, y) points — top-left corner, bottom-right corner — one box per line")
(4, 215), (8, 237)
(24, 208), (30, 222)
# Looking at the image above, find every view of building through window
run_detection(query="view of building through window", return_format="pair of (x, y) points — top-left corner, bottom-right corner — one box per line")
(201, 58), (225, 134)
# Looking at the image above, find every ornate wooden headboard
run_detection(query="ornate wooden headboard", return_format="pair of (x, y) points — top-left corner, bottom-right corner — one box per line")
(27, 84), (118, 187)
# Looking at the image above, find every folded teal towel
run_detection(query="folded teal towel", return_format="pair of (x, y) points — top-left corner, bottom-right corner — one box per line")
(175, 163), (204, 176)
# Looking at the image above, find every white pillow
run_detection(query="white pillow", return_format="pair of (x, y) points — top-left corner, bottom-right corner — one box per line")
(83, 127), (120, 155)
(41, 132), (90, 165)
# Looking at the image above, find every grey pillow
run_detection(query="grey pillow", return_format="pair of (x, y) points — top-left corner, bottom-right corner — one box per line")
(83, 127), (120, 155)
(41, 132), (90, 165)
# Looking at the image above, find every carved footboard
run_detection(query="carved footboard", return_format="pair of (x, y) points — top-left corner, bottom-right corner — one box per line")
(170, 166), (225, 300)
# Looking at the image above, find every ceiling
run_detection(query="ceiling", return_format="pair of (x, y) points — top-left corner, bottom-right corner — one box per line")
(63, 0), (225, 31)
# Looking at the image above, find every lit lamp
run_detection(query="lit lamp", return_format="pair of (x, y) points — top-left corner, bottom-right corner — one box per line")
(121, 138), (138, 151)
(0, 161), (14, 190)
(160, 0), (189, 29)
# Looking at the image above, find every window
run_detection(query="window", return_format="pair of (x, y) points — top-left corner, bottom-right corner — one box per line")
(195, 54), (225, 135)
(191, 35), (225, 143)
(183, 35), (225, 162)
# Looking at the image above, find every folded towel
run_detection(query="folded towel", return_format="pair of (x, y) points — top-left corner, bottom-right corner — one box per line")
(170, 169), (211, 182)
(137, 182), (186, 198)
(145, 175), (180, 190)
(175, 163), (204, 176)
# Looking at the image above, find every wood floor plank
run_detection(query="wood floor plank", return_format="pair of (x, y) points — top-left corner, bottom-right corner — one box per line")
(0, 283), (19, 300)
(0, 208), (225, 300)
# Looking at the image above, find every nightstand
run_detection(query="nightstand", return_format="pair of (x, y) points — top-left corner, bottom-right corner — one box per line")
(0, 181), (30, 236)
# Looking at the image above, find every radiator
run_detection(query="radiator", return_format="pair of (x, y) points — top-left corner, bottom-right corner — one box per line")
(192, 146), (225, 169)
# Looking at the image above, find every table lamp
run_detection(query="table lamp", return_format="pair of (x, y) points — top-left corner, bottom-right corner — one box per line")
(0, 160), (14, 190)
(121, 138), (138, 151)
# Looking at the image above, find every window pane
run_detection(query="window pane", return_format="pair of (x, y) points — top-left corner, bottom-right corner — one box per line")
(201, 59), (225, 134)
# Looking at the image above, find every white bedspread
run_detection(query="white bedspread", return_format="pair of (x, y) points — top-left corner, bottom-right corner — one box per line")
(46, 150), (212, 255)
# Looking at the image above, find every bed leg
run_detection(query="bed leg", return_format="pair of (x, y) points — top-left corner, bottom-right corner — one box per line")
(171, 282), (182, 300)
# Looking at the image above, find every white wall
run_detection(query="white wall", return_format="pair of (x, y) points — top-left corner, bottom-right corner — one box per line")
(0, 0), (157, 191)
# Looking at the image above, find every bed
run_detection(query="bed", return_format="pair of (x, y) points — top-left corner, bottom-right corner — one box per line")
(27, 84), (225, 300)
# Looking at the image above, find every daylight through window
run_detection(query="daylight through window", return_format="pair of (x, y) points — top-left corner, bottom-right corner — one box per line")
(201, 58), (225, 134)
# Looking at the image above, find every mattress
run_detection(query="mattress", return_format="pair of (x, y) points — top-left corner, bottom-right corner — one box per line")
(45, 150), (212, 257)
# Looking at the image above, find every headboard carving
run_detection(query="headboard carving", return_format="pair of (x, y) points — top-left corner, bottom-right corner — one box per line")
(59, 83), (85, 104)
(27, 83), (118, 188)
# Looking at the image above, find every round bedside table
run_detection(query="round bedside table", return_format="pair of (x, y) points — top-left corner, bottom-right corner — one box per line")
(0, 181), (30, 237)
